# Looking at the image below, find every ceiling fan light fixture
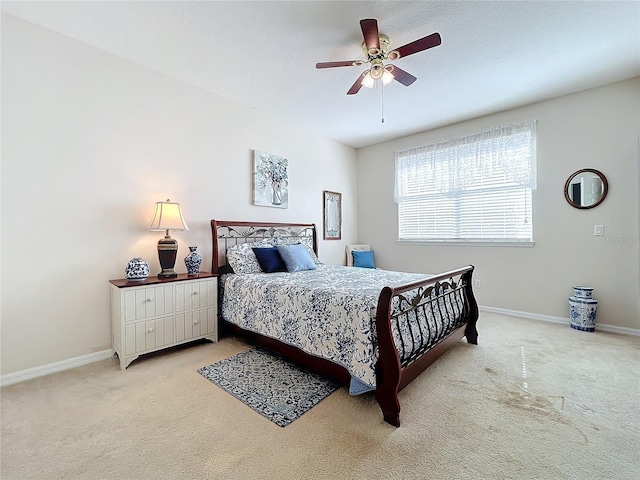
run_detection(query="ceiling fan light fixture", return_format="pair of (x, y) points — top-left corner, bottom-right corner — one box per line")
(361, 72), (375, 88)
(381, 69), (394, 85)
(370, 63), (384, 80)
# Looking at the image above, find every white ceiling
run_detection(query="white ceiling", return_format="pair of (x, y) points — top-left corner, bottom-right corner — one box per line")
(3, 1), (639, 148)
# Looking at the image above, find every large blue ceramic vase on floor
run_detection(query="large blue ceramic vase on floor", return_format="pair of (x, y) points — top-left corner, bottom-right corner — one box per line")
(569, 286), (598, 332)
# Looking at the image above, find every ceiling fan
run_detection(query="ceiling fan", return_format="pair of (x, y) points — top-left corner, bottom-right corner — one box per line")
(316, 19), (442, 95)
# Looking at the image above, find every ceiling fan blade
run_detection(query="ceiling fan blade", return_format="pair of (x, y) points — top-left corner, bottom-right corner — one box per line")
(347, 72), (367, 95)
(360, 19), (380, 51)
(390, 66), (417, 86)
(316, 61), (362, 69)
(394, 32), (441, 59)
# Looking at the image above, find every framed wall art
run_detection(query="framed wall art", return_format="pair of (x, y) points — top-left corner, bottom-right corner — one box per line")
(253, 150), (289, 208)
(323, 190), (342, 240)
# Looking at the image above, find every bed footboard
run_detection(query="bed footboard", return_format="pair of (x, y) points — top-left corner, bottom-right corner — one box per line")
(374, 265), (478, 426)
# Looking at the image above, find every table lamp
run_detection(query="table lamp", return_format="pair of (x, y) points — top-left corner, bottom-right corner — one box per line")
(147, 199), (189, 278)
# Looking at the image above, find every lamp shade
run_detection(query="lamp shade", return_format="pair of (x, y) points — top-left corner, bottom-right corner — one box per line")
(381, 69), (394, 85)
(361, 72), (375, 89)
(147, 199), (189, 232)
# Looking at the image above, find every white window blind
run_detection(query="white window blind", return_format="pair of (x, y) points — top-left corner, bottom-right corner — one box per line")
(395, 121), (536, 243)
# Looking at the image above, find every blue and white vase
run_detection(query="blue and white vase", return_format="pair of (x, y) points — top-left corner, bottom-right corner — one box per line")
(569, 286), (598, 332)
(184, 246), (202, 276)
(125, 257), (150, 281)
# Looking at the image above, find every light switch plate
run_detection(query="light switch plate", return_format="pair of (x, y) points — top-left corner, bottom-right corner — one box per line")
(594, 225), (604, 236)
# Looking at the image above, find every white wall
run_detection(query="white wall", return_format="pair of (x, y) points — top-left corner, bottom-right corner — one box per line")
(1, 15), (358, 375)
(357, 78), (640, 331)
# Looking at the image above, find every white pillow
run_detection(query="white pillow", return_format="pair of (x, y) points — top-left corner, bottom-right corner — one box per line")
(226, 241), (272, 274)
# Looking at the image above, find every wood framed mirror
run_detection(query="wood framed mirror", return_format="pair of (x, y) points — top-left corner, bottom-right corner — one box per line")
(564, 168), (608, 209)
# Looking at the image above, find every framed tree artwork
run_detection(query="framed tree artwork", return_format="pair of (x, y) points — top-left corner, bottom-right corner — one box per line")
(253, 150), (289, 208)
(323, 190), (341, 240)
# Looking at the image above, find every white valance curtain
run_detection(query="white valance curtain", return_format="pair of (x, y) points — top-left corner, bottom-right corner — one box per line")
(394, 121), (537, 202)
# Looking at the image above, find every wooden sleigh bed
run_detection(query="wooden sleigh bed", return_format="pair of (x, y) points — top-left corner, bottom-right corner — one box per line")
(211, 219), (479, 427)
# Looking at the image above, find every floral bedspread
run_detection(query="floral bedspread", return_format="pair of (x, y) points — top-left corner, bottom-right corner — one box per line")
(221, 264), (433, 394)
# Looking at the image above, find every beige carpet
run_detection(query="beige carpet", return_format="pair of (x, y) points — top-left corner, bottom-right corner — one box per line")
(1, 312), (638, 480)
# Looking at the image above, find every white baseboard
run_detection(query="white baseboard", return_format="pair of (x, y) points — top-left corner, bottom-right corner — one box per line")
(480, 305), (640, 337)
(0, 349), (114, 388)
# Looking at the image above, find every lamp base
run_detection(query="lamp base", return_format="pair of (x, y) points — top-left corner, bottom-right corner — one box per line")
(158, 271), (178, 279)
(157, 235), (179, 279)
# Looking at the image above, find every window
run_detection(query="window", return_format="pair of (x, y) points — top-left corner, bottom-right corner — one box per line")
(394, 121), (536, 244)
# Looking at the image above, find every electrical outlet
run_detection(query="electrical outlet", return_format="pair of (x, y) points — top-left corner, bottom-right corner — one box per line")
(475, 279), (482, 289)
(594, 225), (604, 236)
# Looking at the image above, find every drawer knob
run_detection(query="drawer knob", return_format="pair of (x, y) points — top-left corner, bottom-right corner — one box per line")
(147, 327), (154, 333)
(193, 291), (199, 295)
(146, 298), (153, 302)
(194, 320), (199, 325)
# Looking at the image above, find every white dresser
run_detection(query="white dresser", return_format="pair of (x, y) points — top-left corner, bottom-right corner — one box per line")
(110, 273), (218, 370)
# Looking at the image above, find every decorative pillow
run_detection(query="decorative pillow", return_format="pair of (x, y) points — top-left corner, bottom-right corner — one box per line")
(352, 250), (376, 269)
(302, 242), (322, 265)
(276, 244), (317, 272)
(226, 241), (272, 274)
(271, 238), (322, 265)
(252, 247), (287, 273)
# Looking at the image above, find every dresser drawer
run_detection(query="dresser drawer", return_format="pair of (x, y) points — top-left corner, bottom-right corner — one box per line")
(123, 285), (173, 322)
(175, 308), (217, 342)
(175, 279), (216, 312)
(124, 316), (175, 355)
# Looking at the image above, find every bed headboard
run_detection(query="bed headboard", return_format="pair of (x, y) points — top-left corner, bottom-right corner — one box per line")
(210, 220), (318, 274)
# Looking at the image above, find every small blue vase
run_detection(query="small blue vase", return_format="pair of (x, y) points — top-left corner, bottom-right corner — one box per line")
(184, 246), (202, 276)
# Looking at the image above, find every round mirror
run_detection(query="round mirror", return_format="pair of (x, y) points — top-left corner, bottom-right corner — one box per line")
(564, 168), (608, 209)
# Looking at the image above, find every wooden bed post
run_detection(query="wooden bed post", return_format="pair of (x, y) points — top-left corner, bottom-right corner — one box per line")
(210, 220), (220, 275)
(374, 286), (402, 427)
(462, 267), (479, 345)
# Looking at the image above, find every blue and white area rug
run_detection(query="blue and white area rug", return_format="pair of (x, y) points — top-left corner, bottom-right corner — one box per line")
(197, 348), (341, 427)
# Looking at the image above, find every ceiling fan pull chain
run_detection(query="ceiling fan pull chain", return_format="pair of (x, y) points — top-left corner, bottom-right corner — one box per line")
(381, 81), (385, 123)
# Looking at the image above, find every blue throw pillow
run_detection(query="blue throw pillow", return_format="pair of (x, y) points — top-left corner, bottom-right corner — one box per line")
(352, 250), (375, 269)
(276, 244), (317, 272)
(252, 247), (287, 273)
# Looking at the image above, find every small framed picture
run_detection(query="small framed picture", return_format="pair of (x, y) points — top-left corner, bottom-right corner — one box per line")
(323, 190), (342, 240)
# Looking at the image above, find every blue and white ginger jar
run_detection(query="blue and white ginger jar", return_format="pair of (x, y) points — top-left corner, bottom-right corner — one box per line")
(569, 286), (598, 332)
(125, 257), (150, 280)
